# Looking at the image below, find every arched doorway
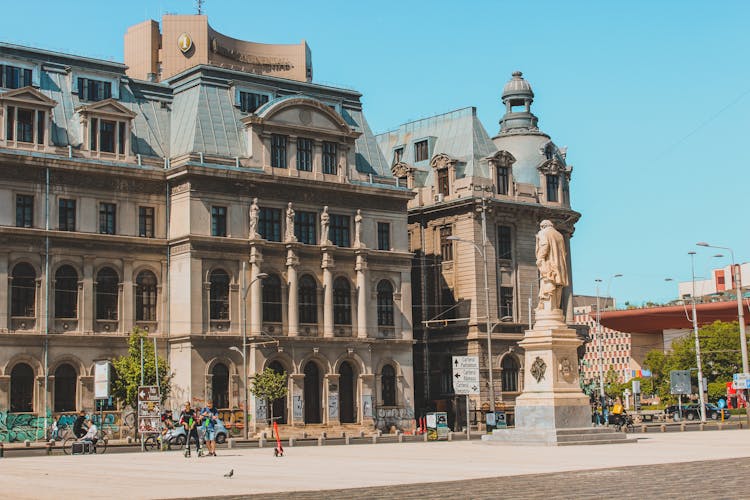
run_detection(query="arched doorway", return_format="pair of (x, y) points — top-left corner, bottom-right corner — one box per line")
(268, 361), (287, 424)
(303, 362), (321, 424)
(10, 363), (34, 412)
(339, 361), (356, 423)
(381, 364), (396, 406)
(54, 363), (77, 412)
(212, 363), (229, 409)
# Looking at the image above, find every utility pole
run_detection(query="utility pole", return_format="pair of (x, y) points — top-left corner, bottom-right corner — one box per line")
(688, 251), (707, 423)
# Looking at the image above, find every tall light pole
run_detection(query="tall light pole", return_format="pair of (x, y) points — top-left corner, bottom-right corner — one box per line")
(595, 274), (622, 418)
(239, 267), (268, 438)
(697, 241), (749, 426)
(688, 251), (707, 423)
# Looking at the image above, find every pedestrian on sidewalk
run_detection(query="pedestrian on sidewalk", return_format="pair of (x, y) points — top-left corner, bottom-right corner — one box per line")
(179, 402), (200, 457)
(201, 401), (219, 456)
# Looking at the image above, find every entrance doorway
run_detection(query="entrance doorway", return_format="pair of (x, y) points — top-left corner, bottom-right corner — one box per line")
(339, 361), (356, 423)
(303, 362), (321, 424)
(268, 361), (287, 424)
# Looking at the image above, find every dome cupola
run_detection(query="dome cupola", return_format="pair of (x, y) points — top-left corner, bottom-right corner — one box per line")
(499, 71), (539, 133)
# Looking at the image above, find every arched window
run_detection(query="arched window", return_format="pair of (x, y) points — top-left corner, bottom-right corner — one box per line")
(136, 270), (158, 321)
(54, 265), (78, 318)
(333, 277), (351, 325)
(11, 263), (36, 317)
(262, 274), (282, 323)
(10, 363), (34, 412)
(268, 361), (287, 424)
(95, 267), (119, 320)
(209, 269), (230, 320)
(211, 363), (229, 409)
(501, 355), (520, 393)
(298, 275), (317, 324)
(54, 363), (77, 412)
(377, 280), (394, 326)
(381, 364), (396, 406)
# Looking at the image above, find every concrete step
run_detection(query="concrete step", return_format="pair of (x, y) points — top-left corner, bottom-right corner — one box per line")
(559, 437), (637, 446)
(556, 432), (629, 443)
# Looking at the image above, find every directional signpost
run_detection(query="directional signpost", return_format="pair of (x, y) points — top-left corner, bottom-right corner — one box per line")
(453, 356), (479, 440)
(137, 385), (161, 452)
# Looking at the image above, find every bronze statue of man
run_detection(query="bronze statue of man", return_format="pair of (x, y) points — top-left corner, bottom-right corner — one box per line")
(535, 220), (568, 311)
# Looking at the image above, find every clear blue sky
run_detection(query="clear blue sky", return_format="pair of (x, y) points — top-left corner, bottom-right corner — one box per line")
(3, 0), (748, 306)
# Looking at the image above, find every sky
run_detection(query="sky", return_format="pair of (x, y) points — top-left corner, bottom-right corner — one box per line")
(2, 0), (748, 306)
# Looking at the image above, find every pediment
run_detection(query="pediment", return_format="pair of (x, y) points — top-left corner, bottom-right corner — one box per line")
(430, 153), (457, 170)
(77, 98), (136, 119)
(244, 96), (360, 139)
(0, 86), (57, 108)
(487, 150), (516, 167)
(391, 161), (413, 178)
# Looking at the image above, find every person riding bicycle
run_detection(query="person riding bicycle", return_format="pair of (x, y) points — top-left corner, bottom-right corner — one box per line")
(179, 402), (200, 456)
(72, 410), (87, 439)
(81, 422), (98, 447)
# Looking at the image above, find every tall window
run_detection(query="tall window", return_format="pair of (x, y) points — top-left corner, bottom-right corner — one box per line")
(262, 274), (282, 323)
(54, 364), (77, 412)
(497, 225), (512, 260)
(297, 137), (313, 171)
(497, 166), (509, 195)
(99, 202), (116, 234)
(377, 280), (394, 326)
(271, 134), (287, 168)
(439, 226), (453, 261)
(1, 65), (33, 89)
(322, 141), (337, 174)
(330, 214), (350, 247)
(59, 198), (76, 231)
(437, 169), (450, 196)
(10, 363), (34, 412)
(501, 355), (520, 392)
(333, 277), (351, 325)
(238, 91), (269, 113)
(381, 364), (396, 406)
(298, 275), (317, 324)
(15, 194), (33, 228)
(77, 77), (112, 102)
(209, 269), (230, 320)
(259, 207), (282, 242)
(136, 271), (157, 322)
(211, 363), (229, 409)
(392, 147), (403, 165)
(546, 174), (559, 202)
(377, 222), (391, 251)
(54, 265), (78, 318)
(414, 140), (428, 162)
(294, 210), (317, 245)
(139, 207), (155, 238)
(499, 286), (514, 319)
(89, 118), (127, 154)
(211, 206), (227, 237)
(11, 262), (36, 317)
(95, 267), (119, 320)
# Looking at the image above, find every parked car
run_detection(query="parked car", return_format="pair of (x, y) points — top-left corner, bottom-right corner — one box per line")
(665, 403), (730, 421)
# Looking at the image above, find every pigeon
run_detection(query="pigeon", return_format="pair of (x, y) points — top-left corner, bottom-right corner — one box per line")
(224, 469), (234, 479)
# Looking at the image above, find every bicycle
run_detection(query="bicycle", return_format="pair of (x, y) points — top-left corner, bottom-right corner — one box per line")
(62, 428), (109, 455)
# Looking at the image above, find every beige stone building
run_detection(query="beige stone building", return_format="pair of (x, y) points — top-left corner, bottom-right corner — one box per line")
(0, 15), (414, 440)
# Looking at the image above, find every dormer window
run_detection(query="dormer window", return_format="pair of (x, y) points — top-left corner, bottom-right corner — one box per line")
(1, 65), (33, 89)
(437, 168), (450, 197)
(0, 87), (56, 149)
(414, 140), (428, 162)
(546, 174), (560, 202)
(78, 78), (112, 102)
(239, 91), (269, 113)
(430, 153), (456, 199)
(497, 166), (509, 195)
(77, 98), (135, 158)
(392, 147), (403, 165)
(90, 118), (126, 154)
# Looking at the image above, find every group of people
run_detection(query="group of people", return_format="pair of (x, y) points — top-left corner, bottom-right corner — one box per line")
(160, 401), (219, 457)
(592, 399), (627, 427)
(72, 410), (99, 446)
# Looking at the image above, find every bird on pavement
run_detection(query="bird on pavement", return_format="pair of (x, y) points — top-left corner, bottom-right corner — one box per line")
(224, 469), (234, 479)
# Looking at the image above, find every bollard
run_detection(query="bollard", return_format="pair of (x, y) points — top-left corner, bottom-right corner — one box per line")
(398, 433), (404, 443)
(345, 435), (350, 445)
(227, 438), (235, 449)
(259, 437), (266, 448)
(372, 435), (378, 444)
(423, 431), (428, 442)
(699, 423), (705, 431)
(680, 423), (686, 432)
(447, 432), (453, 441)
(660, 424), (666, 432)
(317, 436), (324, 446)
(288, 437), (295, 447)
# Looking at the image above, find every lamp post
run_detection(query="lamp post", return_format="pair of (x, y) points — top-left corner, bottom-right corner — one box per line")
(697, 241), (749, 425)
(239, 268), (269, 438)
(594, 274), (622, 419)
(688, 251), (707, 423)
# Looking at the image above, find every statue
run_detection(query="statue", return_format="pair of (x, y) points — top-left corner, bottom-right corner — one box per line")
(535, 220), (568, 311)
(285, 202), (296, 242)
(248, 198), (259, 239)
(354, 209), (363, 247)
(320, 206), (330, 245)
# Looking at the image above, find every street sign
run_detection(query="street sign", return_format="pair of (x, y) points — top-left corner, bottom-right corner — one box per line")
(452, 356), (480, 395)
(94, 361), (111, 399)
(632, 380), (641, 395)
(137, 385), (161, 434)
(733, 373), (750, 390)
(670, 370), (691, 395)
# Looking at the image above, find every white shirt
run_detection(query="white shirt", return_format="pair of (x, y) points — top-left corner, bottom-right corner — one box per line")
(82, 424), (97, 441)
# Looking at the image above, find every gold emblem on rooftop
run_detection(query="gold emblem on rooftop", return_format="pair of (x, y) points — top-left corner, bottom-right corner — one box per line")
(178, 33), (193, 54)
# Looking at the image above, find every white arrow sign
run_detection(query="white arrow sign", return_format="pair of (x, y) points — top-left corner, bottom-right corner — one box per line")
(453, 356), (480, 395)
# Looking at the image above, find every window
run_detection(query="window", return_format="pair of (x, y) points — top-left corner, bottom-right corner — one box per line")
(89, 118), (126, 154)
(259, 207), (282, 242)
(501, 355), (520, 392)
(15, 194), (33, 228)
(136, 270), (157, 322)
(298, 275), (317, 324)
(296, 137), (313, 171)
(77, 77), (112, 102)
(211, 206), (227, 237)
(1, 65), (33, 89)
(139, 207), (155, 238)
(437, 168), (450, 196)
(333, 277), (351, 325)
(271, 134), (287, 168)
(377, 280), (394, 326)
(209, 269), (230, 320)
(497, 225), (512, 260)
(262, 274), (282, 323)
(99, 203), (116, 234)
(6, 106), (44, 144)
(294, 210), (317, 245)
(497, 166), (509, 195)
(95, 267), (119, 320)
(54, 265), (78, 318)
(10, 363), (34, 412)
(238, 91), (269, 113)
(414, 140), (428, 162)
(11, 262), (36, 317)
(59, 199), (76, 231)
(211, 363), (229, 409)
(330, 214), (350, 247)
(546, 174), (559, 202)
(322, 141), (337, 174)
(377, 222), (390, 251)
(381, 364), (396, 406)
(439, 226), (453, 261)
(392, 147), (403, 165)
(54, 364), (77, 412)
(499, 286), (514, 319)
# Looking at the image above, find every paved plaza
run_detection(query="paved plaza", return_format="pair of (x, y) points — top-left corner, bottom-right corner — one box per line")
(2, 430), (750, 499)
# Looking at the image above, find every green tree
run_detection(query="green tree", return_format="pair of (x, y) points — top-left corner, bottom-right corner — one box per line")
(111, 328), (172, 407)
(249, 368), (288, 424)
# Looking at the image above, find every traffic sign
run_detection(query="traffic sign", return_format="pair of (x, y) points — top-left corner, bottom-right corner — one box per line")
(733, 373), (750, 390)
(670, 370), (691, 395)
(452, 356), (480, 395)
(137, 385), (161, 434)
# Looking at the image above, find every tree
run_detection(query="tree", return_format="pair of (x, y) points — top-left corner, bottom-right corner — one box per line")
(249, 368), (288, 425)
(111, 328), (172, 408)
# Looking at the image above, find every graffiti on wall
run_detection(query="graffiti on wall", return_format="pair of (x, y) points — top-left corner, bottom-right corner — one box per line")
(0, 409), (137, 443)
(374, 406), (415, 431)
(0, 412), (47, 442)
(218, 408), (247, 436)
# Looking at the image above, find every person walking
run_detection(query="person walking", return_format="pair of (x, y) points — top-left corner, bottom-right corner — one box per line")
(201, 401), (219, 456)
(179, 402), (199, 457)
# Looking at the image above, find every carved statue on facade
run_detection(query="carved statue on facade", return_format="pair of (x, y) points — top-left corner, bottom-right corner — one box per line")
(535, 219), (568, 311)
(248, 198), (259, 239)
(354, 209), (363, 247)
(320, 205), (330, 245)
(285, 202), (296, 242)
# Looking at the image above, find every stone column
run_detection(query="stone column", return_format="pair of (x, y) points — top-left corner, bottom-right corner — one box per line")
(0, 375), (10, 410)
(290, 373), (305, 426)
(0, 252), (8, 332)
(400, 270), (413, 340)
(356, 251), (368, 338)
(249, 245), (263, 335)
(79, 376), (94, 410)
(393, 291), (403, 338)
(122, 259), (133, 333)
(82, 256), (94, 333)
(286, 245), (299, 336)
(159, 260), (168, 334)
(325, 373), (340, 425)
(360, 373), (375, 427)
(322, 251), (334, 337)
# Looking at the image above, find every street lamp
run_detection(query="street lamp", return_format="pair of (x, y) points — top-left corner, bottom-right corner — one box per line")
(594, 274), (622, 420)
(238, 270), (269, 437)
(688, 251), (707, 423)
(697, 241), (749, 426)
